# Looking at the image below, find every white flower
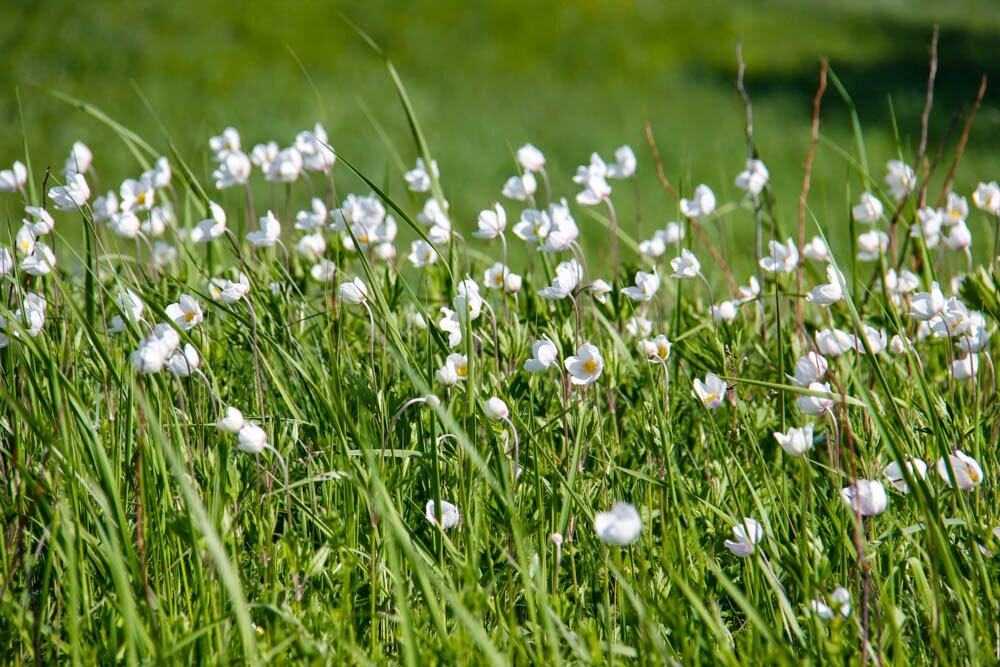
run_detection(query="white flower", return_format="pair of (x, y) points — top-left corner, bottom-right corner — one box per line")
(807, 264), (845, 306)
(911, 207), (943, 248)
(760, 238), (799, 273)
(516, 143), (546, 172)
(338, 277), (368, 305)
(539, 200), (579, 252)
(0, 161), (27, 192)
(710, 300), (738, 323)
(267, 147), (304, 183)
(143, 205), (173, 238)
(474, 203), (506, 240)
(152, 242), (177, 268)
(0, 248), (13, 276)
(425, 499), (460, 529)
(64, 141), (93, 175)
(213, 150), (252, 189)
(621, 270), (660, 302)
(910, 282), (946, 321)
(638, 232), (667, 259)
(525, 339), (558, 373)
(120, 176), (155, 212)
(537, 259), (582, 300)
(296, 233), (327, 258)
(209, 272), (250, 304)
(23, 207), (54, 236)
(191, 201), (227, 244)
(856, 230), (889, 261)
(680, 184), (716, 218)
(937, 450), (984, 490)
(802, 236), (830, 262)
(404, 158), (438, 193)
(513, 209), (550, 243)
(501, 172), (537, 201)
(310, 259), (337, 282)
(107, 211), (141, 239)
(693, 373), (727, 409)
(663, 221), (685, 244)
(565, 343), (603, 386)
(48, 172), (91, 211)
(593, 502), (641, 546)
(723, 518), (764, 557)
(944, 192), (968, 225)
(736, 276), (760, 303)
(852, 193), (883, 224)
(774, 424), (814, 456)
(951, 354), (979, 381)
(416, 197), (450, 232)
(250, 141), (278, 173)
(408, 240), (438, 267)
(589, 279), (612, 303)
(638, 335), (671, 362)
(483, 397), (509, 421)
(885, 160), (916, 201)
(573, 153), (611, 205)
(943, 221), (972, 252)
(237, 422), (268, 454)
(840, 480), (888, 517)
(295, 198), (328, 231)
(670, 248), (701, 279)
(145, 156), (172, 190)
(165, 294), (204, 330)
(247, 210), (282, 247)
(606, 145), (636, 179)
(209, 127), (241, 155)
(20, 243), (56, 276)
(883, 459), (927, 494)
(796, 381), (834, 415)
(166, 344), (201, 377)
(625, 315), (653, 338)
(735, 158), (769, 196)
(888, 334), (910, 355)
(92, 191), (119, 223)
(130, 323), (181, 374)
(217, 406), (245, 433)
(295, 123), (336, 172)
(972, 181), (1000, 215)
(858, 325), (887, 354)
(14, 292), (47, 337)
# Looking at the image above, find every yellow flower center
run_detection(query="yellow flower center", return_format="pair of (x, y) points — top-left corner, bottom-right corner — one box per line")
(184, 311), (195, 323)
(704, 392), (721, 405)
(582, 359), (598, 374)
(457, 364), (468, 378)
(968, 468), (980, 484)
(657, 344), (669, 360)
(136, 192), (147, 207)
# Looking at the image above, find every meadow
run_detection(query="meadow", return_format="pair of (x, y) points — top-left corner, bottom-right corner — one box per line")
(2, 3), (1000, 665)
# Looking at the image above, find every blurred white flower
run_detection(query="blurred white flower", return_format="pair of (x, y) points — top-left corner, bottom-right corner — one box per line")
(516, 143), (546, 172)
(64, 141), (93, 175)
(774, 424), (814, 456)
(856, 230), (888, 262)
(885, 160), (915, 201)
(802, 236), (830, 262)
(622, 270), (660, 302)
(295, 122), (336, 172)
(217, 406), (245, 433)
(937, 450), (983, 490)
(213, 150), (251, 189)
(237, 422), (268, 454)
(525, 339), (558, 373)
(209, 127), (241, 155)
(425, 499), (460, 529)
(883, 459), (927, 494)
(501, 172), (536, 201)
(723, 518), (764, 557)
(474, 203), (506, 240)
(760, 238), (799, 273)
(0, 161), (27, 192)
(796, 381), (834, 415)
(49, 172), (91, 211)
(209, 272), (250, 304)
(807, 265), (845, 306)
(594, 502), (641, 546)
(972, 181), (1000, 215)
(671, 248), (701, 279)
(338, 277), (368, 306)
(606, 145), (636, 179)
(735, 158), (769, 196)
(405, 158), (438, 192)
(851, 192), (883, 224)
(840, 479), (888, 516)
(20, 242), (56, 276)
(295, 198), (328, 231)
(247, 211), (282, 248)
(680, 184), (716, 219)
(267, 147), (303, 183)
(191, 201), (228, 244)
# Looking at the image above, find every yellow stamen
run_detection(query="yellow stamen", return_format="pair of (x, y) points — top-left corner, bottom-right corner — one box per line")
(582, 359), (598, 374)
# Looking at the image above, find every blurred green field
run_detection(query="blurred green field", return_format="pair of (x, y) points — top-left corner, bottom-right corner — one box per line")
(3, 0), (1000, 275)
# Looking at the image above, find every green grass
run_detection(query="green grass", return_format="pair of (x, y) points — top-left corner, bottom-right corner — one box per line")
(2, 4), (1000, 665)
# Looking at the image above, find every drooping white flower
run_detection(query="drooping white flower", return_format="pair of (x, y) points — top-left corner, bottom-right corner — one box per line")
(723, 518), (764, 557)
(606, 145), (637, 179)
(625, 315), (653, 338)
(951, 354), (979, 381)
(143, 205), (173, 238)
(107, 211), (141, 239)
(774, 424), (814, 456)
(852, 192), (883, 224)
(165, 344), (201, 377)
(501, 172), (537, 201)
(295, 123), (336, 172)
(760, 238), (799, 273)
(250, 141), (279, 173)
(883, 459), (927, 494)
(692, 372), (727, 409)
(525, 339), (558, 373)
(857, 325), (888, 354)
(23, 207), (54, 236)
(237, 422), (268, 454)
(539, 200), (579, 252)
(474, 203), (506, 240)
(840, 479), (888, 517)
(937, 450), (984, 490)
(710, 300), (738, 323)
(593, 502), (641, 546)
(217, 406), (245, 433)
(573, 153), (611, 205)
(856, 230), (889, 261)
(0, 161), (27, 192)
(638, 335), (671, 363)
(191, 201), (227, 244)
(92, 191), (119, 223)
(565, 343), (603, 386)
(247, 210), (282, 248)
(735, 158), (769, 196)
(483, 397), (510, 421)
(621, 270), (660, 302)
(885, 160), (916, 201)
(408, 240), (438, 268)
(972, 181), (1000, 215)
(425, 499), (460, 529)
(213, 150), (252, 189)
(310, 259), (337, 282)
(64, 141), (93, 175)
(209, 272), (250, 304)
(20, 243), (56, 276)
(516, 143), (546, 172)
(267, 147), (304, 183)
(338, 277), (368, 306)
(911, 207), (943, 248)
(791, 352), (828, 387)
(537, 259), (583, 300)
(48, 172), (91, 211)
(680, 184), (716, 219)
(796, 381), (835, 415)
(296, 232), (327, 258)
(736, 276), (760, 303)
(295, 198), (328, 231)
(806, 264), (845, 306)
(670, 248), (701, 279)
(802, 236), (830, 262)
(404, 158), (439, 193)
(910, 282), (947, 321)
(209, 127), (241, 155)
(943, 221), (972, 252)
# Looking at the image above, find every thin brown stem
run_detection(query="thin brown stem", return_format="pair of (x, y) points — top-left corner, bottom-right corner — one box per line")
(936, 75), (988, 207)
(796, 59), (828, 336)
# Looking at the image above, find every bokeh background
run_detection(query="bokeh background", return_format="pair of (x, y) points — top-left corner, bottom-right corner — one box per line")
(3, 0), (1000, 275)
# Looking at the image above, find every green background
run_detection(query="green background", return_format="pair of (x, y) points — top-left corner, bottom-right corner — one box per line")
(3, 0), (999, 275)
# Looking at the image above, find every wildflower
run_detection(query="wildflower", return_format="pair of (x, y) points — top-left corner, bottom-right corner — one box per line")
(294, 123), (336, 172)
(796, 382), (834, 415)
(474, 203), (506, 240)
(266, 147), (303, 183)
(943, 221), (972, 252)
(513, 209), (551, 243)
(884, 268), (920, 302)
(910, 283), (946, 321)
(250, 141), (278, 173)
(23, 207), (54, 236)
(638, 335), (671, 363)
(120, 177), (155, 212)
(760, 238), (799, 273)
(237, 422), (268, 454)
(539, 200), (579, 252)
(152, 242), (177, 268)
(408, 240), (438, 268)
(802, 236), (830, 262)
(723, 518), (764, 557)
(593, 502), (641, 546)
(680, 184), (716, 219)
(64, 141), (93, 175)
(130, 323), (181, 374)
(417, 197), (450, 230)
(840, 479), (888, 516)
(736, 276), (760, 303)
(565, 343), (603, 386)
(807, 265), (845, 306)
(943, 192), (968, 225)
(670, 248), (701, 279)
(858, 325), (887, 354)
(606, 145), (637, 179)
(972, 181), (1000, 215)
(296, 233), (327, 258)
(888, 334), (910, 355)
(310, 260), (337, 282)
(165, 344), (201, 377)
(191, 201), (227, 244)
(883, 459), (927, 494)
(217, 406), (245, 433)
(484, 262), (511, 290)
(445, 353), (469, 382)
(107, 211), (141, 239)
(911, 207), (943, 248)
(209, 127), (241, 155)
(166, 294), (204, 330)
(0, 248), (12, 276)
(774, 424), (814, 456)
(338, 277), (368, 306)
(425, 499), (460, 529)
(404, 158), (438, 192)
(435, 361), (459, 387)
(852, 193), (883, 224)
(710, 300), (738, 323)
(0, 161), (27, 192)
(622, 270), (660, 302)
(213, 150), (252, 189)
(516, 143), (545, 172)
(537, 259), (582, 300)
(525, 339), (558, 373)
(92, 191), (119, 223)
(937, 450), (983, 490)
(735, 158), (769, 196)
(625, 315), (653, 338)
(885, 161), (916, 201)
(14, 293), (47, 337)
(638, 231), (668, 258)
(143, 205), (173, 237)
(501, 172), (537, 201)
(589, 279), (612, 303)
(573, 153), (611, 205)
(20, 243), (56, 276)
(48, 172), (91, 211)
(146, 156), (172, 190)
(209, 273), (250, 304)
(814, 328), (854, 357)
(692, 372), (727, 409)
(483, 397), (509, 421)
(810, 588), (851, 620)
(247, 211), (282, 248)
(951, 355), (978, 381)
